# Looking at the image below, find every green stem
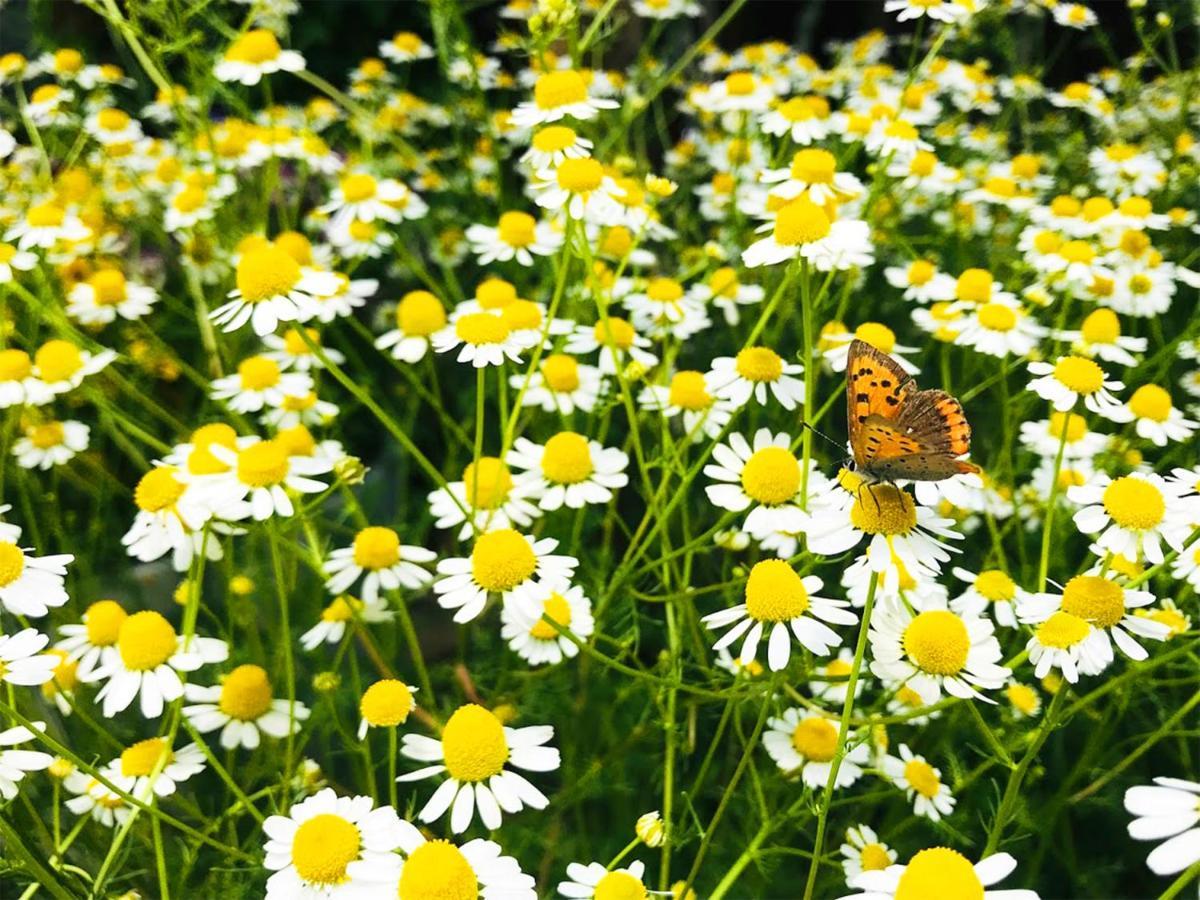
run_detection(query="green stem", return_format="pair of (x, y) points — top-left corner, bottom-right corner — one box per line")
(1037, 402), (1074, 591)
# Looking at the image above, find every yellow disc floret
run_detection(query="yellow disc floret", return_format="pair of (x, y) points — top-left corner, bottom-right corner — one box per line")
(117, 611), (177, 671)
(290, 813), (361, 885)
(902, 610), (970, 675)
(541, 432), (593, 485)
(1102, 476), (1165, 531)
(1061, 575), (1125, 628)
(398, 840), (479, 900)
(744, 559), (809, 622)
(895, 848), (982, 900)
(218, 664), (274, 720)
(441, 704), (509, 782)
(791, 716), (837, 761)
(471, 530), (536, 592)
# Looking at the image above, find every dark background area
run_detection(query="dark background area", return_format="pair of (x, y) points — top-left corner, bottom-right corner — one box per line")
(0, 0), (1162, 100)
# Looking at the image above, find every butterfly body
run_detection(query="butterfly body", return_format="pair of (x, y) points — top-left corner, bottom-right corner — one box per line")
(845, 339), (980, 484)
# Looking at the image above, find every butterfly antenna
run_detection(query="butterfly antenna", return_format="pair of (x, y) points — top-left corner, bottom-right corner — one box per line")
(802, 420), (844, 453)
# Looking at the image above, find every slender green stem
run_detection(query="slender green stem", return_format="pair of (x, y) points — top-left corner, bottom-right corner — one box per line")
(1037, 402), (1074, 591)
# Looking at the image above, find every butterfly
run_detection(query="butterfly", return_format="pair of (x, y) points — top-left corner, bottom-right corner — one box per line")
(845, 339), (980, 483)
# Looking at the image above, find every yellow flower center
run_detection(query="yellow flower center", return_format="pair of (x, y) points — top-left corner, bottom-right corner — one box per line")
(54, 48), (83, 73)
(120, 738), (172, 777)
(861, 843), (893, 871)
(236, 246), (301, 304)
(531, 124), (577, 152)
(955, 268), (993, 303)
(724, 71), (756, 96)
(735, 346), (783, 382)
(556, 157), (604, 193)
(773, 199), (831, 246)
(1061, 575), (1126, 628)
(500, 299), (542, 331)
(475, 278), (516, 310)
(291, 814), (361, 886)
(96, 109), (130, 133)
(541, 432), (594, 485)
(1082, 196), (1114, 222)
(1036, 611), (1091, 649)
(1120, 229), (1150, 257)
(463, 458), (513, 510)
(593, 872), (647, 900)
(226, 29), (283, 65)
(855, 322), (896, 353)
(236, 440), (290, 488)
(441, 704), (509, 782)
(906, 260), (935, 286)
(360, 679), (414, 727)
(455, 312), (510, 346)
(0, 350), (32, 382)
(117, 611), (177, 671)
(790, 716), (837, 761)
(219, 664), (273, 720)
(593, 317), (635, 349)
(903, 758), (943, 799)
(744, 559), (809, 621)
(1059, 240), (1095, 264)
(497, 211), (536, 247)
(336, 173), (376, 204)
(471, 530), (537, 592)
(1006, 683), (1039, 714)
(397, 291), (446, 336)
(849, 485), (917, 535)
(273, 231), (313, 266)
(1048, 411), (1087, 443)
(529, 593), (573, 640)
(668, 371), (711, 410)
(646, 277), (684, 304)
(134, 466), (187, 513)
(1102, 476), (1165, 531)
(902, 610), (970, 675)
(789, 148), (836, 184)
(85, 600), (127, 646)
(540, 354), (580, 393)
(1052, 356), (1104, 394)
(534, 70), (588, 109)
(983, 177), (1017, 198)
(0, 541), (26, 587)
(974, 570), (1016, 603)
(1011, 153), (1040, 179)
(352, 526), (401, 569)
(601, 226), (633, 257)
(27, 203), (66, 228)
(321, 595), (361, 622)
(740, 447), (800, 506)
(977, 303), (1017, 332)
(1128, 385), (1172, 422)
(895, 848), (982, 900)
(1033, 231), (1062, 255)
(89, 269), (127, 306)
(28, 421), (64, 449)
(186, 423), (238, 475)
(398, 840), (479, 900)
(35, 340), (83, 383)
(173, 185), (206, 213)
(1079, 308), (1120, 345)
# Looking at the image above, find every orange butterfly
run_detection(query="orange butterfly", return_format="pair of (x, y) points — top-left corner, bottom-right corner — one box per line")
(845, 339), (980, 483)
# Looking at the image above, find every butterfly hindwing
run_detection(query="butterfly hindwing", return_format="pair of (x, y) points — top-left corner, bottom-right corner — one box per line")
(846, 339), (915, 466)
(895, 389), (972, 456)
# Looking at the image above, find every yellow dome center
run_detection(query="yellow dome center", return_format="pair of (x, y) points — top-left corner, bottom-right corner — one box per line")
(854, 322), (896, 353)
(0, 542), (25, 587)
(791, 716), (838, 761)
(977, 303), (1017, 332)
(120, 737), (172, 777)
(773, 199), (831, 246)
(291, 813), (361, 885)
(903, 758), (943, 799)
(398, 840), (479, 900)
(1128, 385), (1172, 422)
(1080, 308), (1120, 344)
(187, 423), (237, 475)
(0, 349), (32, 381)
(849, 486), (917, 535)
(471, 530), (537, 592)
(455, 312), (510, 346)
(593, 871), (647, 900)
(85, 599), (127, 646)
(534, 70), (588, 109)
(352, 526), (401, 569)
(134, 466), (187, 513)
(237, 441), (289, 487)
(219, 664), (274, 720)
(226, 29), (283, 64)
(529, 593), (573, 640)
(463, 458), (512, 509)
(359, 679), (415, 727)
(593, 317), (635, 350)
(974, 569), (1016, 602)
(1053, 356), (1104, 394)
(1061, 575), (1126, 628)
(744, 559), (809, 621)
(668, 371), (711, 410)
(117, 611), (177, 671)
(35, 341), (84, 383)
(441, 704), (509, 782)
(902, 610), (970, 675)
(532, 125), (577, 152)
(955, 268), (993, 303)
(740, 447), (800, 506)
(735, 346), (783, 382)
(1036, 611), (1091, 649)
(540, 354), (580, 392)
(789, 148), (836, 184)
(90, 269), (127, 305)
(397, 291), (446, 336)
(895, 848), (982, 900)
(236, 246), (301, 304)
(556, 157), (604, 193)
(1102, 476), (1165, 530)
(497, 211), (536, 247)
(541, 432), (594, 485)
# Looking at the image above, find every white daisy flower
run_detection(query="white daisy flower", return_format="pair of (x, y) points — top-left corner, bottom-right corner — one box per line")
(703, 560), (856, 671)
(1068, 471), (1192, 564)
(840, 824), (897, 883)
(375, 290), (450, 363)
(209, 244), (340, 337)
(1115, 385), (1197, 446)
(184, 664), (309, 750)
(520, 125), (594, 171)
(262, 788), (404, 898)
(506, 433), (629, 511)
(466, 210), (563, 266)
(954, 297), (1047, 358)
(0, 628), (57, 686)
(558, 860), (650, 899)
(500, 582), (595, 667)
(639, 370), (734, 442)
(391, 827), (537, 899)
(705, 430), (816, 536)
(880, 745), (957, 821)
(215, 29), (306, 86)
(4, 201), (90, 250)
(742, 199), (873, 271)
(87, 611), (228, 718)
(949, 567), (1027, 628)
(64, 770), (131, 828)
(0, 242), (38, 283)
(563, 316), (658, 376)
(1124, 777), (1200, 876)
(758, 148), (865, 205)
(762, 708), (869, 788)
(843, 847), (1039, 899)
(869, 603), (1010, 704)
(427, 457), (541, 540)
(0, 722), (53, 799)
(1017, 411), (1107, 459)
(102, 737), (206, 800)
(379, 31), (434, 63)
(0, 538), (72, 617)
(1056, 308), (1147, 367)
(398, 703), (559, 833)
(55, 599), (127, 679)
(431, 309), (538, 368)
(1022, 610), (1109, 682)
(323, 526), (436, 604)
(0, 349), (53, 408)
(200, 437), (332, 521)
(510, 69), (618, 128)
(512, 353), (606, 415)
(13, 419), (88, 470)
(706, 347), (804, 410)
(884, 259), (958, 304)
(530, 158), (622, 224)
(1026, 354), (1126, 417)
(433, 529), (577, 624)
(33, 340), (115, 397)
(300, 595), (395, 651)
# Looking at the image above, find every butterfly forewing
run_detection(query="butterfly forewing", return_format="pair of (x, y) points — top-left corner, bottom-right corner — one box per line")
(845, 339), (915, 467)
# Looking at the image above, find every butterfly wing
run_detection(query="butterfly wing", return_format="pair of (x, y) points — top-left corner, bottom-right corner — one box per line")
(845, 339), (916, 466)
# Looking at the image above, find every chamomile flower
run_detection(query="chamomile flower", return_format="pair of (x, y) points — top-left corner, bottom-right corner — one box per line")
(884, 259), (957, 304)
(0, 539), (72, 617)
(398, 703), (559, 833)
(33, 340), (115, 396)
(261, 788), (404, 898)
(428, 457), (540, 539)
(881, 746), (957, 821)
(869, 603), (1010, 704)
(702, 560), (855, 670)
(706, 346), (805, 410)
(0, 243), (38, 282)
(0, 629), (56, 687)
(759, 94), (832, 145)
(823, 323), (921, 375)
(11, 419), (87, 470)
(639, 370), (733, 441)
(392, 829), (537, 900)
(705, 430), (815, 535)
(380, 31), (433, 63)
(511, 70), (618, 128)
(0, 350), (52, 408)
(184, 664), (309, 750)
(841, 825), (897, 883)
(215, 29), (306, 85)
(5, 202), (91, 250)
(300, 595), (394, 651)
(742, 198), (873, 271)
(323, 526), (436, 604)
(810, 649), (863, 705)
(64, 771), (130, 828)
(103, 738), (206, 800)
(513, 353), (606, 415)
(1018, 411), (1107, 459)
(763, 708), (869, 788)
(433, 529), (576, 623)
(1124, 777), (1200, 876)
(66, 269), (158, 325)
(1068, 472), (1192, 563)
(563, 316), (658, 375)
(949, 567), (1026, 628)
(843, 848), (1039, 900)
(0, 723), (53, 799)
(1020, 574), (1168, 665)
(506, 433), (629, 511)
(884, 0), (964, 21)
(1115, 385), (1197, 446)
(500, 582), (595, 666)
(531, 157), (621, 223)
(357, 679), (417, 739)
(87, 611), (228, 717)
(213, 244), (336, 336)
(760, 148), (864, 205)
(1057, 308), (1147, 367)
(520, 125), (593, 170)
(1023, 611), (1107, 682)
(56, 599), (127, 678)
(432, 309), (538, 368)
(559, 860), (650, 899)
(466, 210), (562, 266)
(1026, 354), (1127, 417)
(202, 437), (332, 520)
(954, 297), (1046, 358)
(689, 266), (764, 326)
(374, 290), (449, 363)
